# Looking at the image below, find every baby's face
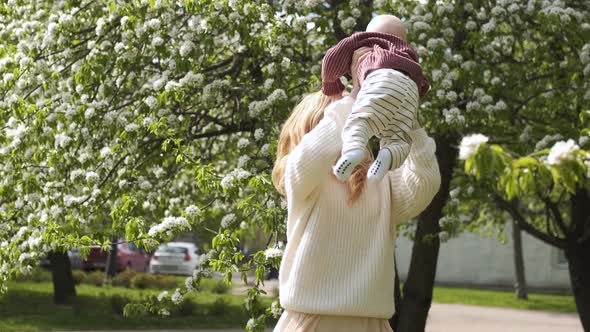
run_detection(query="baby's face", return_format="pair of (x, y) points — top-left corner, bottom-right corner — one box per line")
(366, 15), (407, 41)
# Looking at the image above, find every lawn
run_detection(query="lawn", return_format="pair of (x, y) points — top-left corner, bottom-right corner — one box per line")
(0, 280), (577, 331)
(433, 286), (577, 313)
(0, 280), (278, 332)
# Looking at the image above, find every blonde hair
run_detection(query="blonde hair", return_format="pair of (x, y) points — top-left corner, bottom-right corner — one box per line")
(272, 91), (373, 206)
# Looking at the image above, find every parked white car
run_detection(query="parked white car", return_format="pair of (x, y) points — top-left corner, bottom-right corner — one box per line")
(149, 242), (200, 275)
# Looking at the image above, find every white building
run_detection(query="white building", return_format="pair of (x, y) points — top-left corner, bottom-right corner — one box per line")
(395, 223), (572, 290)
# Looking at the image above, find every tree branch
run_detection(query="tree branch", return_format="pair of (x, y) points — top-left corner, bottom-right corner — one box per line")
(493, 194), (566, 248)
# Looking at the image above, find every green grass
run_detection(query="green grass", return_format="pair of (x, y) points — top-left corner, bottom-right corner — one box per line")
(433, 286), (577, 313)
(0, 280), (577, 331)
(0, 281), (277, 332)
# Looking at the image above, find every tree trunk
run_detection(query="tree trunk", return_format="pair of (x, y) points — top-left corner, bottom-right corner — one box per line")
(48, 250), (76, 304)
(105, 238), (118, 284)
(389, 253), (402, 330)
(567, 188), (590, 331)
(395, 134), (458, 332)
(511, 220), (528, 300)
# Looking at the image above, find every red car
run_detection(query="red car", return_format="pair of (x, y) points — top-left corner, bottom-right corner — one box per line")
(83, 240), (150, 272)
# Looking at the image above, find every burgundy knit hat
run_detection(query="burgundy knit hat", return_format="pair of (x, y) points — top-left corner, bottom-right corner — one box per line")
(321, 31), (430, 97)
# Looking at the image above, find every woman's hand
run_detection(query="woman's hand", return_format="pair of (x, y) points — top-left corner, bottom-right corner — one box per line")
(350, 47), (372, 99)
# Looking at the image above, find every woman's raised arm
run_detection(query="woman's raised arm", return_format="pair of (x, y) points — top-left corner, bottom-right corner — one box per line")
(388, 127), (441, 223)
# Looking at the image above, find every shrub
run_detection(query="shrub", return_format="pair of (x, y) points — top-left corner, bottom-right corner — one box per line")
(84, 270), (104, 287)
(157, 275), (180, 289)
(16, 268), (52, 282)
(176, 298), (197, 316)
(112, 269), (137, 288)
(110, 294), (133, 315)
(199, 278), (230, 294)
(71, 270), (85, 285)
(30, 269), (52, 282)
(209, 297), (229, 316)
(211, 280), (230, 294)
(130, 273), (158, 289)
(130, 273), (181, 290)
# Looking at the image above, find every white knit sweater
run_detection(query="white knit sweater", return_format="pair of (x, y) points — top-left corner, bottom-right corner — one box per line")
(278, 95), (441, 319)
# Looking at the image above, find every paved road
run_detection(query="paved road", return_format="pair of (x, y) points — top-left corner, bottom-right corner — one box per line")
(80, 302), (583, 332)
(426, 303), (582, 332)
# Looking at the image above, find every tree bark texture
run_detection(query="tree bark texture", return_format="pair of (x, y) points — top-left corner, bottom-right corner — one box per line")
(394, 133), (458, 332)
(511, 220), (528, 300)
(48, 250), (76, 304)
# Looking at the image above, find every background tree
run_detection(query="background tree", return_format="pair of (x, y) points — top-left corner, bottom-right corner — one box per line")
(460, 129), (590, 330)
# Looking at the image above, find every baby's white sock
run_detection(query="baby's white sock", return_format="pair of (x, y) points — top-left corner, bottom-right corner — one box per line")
(367, 148), (392, 181)
(333, 148), (367, 182)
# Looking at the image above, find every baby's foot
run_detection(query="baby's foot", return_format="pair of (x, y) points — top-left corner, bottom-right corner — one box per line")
(333, 149), (367, 182)
(367, 148), (392, 182)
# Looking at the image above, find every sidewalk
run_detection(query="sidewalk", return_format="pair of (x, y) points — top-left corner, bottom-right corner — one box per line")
(426, 303), (582, 332)
(80, 302), (583, 332)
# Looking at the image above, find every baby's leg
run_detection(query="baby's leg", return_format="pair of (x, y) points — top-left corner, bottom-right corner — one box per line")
(367, 134), (411, 181)
(333, 116), (377, 182)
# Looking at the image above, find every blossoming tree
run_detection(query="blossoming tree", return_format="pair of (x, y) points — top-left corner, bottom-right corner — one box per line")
(1, 0), (589, 331)
(459, 130), (590, 330)
(0, 0), (373, 327)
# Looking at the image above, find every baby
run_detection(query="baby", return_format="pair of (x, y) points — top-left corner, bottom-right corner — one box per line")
(321, 15), (430, 182)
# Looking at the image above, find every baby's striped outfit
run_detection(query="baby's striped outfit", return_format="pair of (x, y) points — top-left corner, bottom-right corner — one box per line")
(342, 68), (419, 172)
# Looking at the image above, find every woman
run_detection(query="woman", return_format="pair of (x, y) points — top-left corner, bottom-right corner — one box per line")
(271, 49), (441, 332)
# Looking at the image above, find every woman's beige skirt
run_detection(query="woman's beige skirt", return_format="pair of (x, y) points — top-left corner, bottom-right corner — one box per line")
(273, 309), (394, 332)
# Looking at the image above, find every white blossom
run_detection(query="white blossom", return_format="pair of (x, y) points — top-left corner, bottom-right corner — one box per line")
(139, 180), (152, 190)
(281, 57), (291, 69)
(237, 138), (249, 149)
(264, 247), (283, 259)
(340, 17), (356, 32)
(220, 213), (236, 228)
(481, 20), (496, 34)
(443, 108), (464, 125)
(270, 300), (283, 318)
(254, 128), (264, 141)
(185, 205), (201, 219)
(220, 168), (252, 189)
(125, 123), (139, 132)
(147, 18), (161, 30)
(246, 318), (256, 330)
(547, 139), (579, 166)
(179, 40), (195, 57)
(267, 89), (287, 104)
(185, 276), (197, 292)
(238, 155), (250, 168)
(260, 143), (270, 156)
(152, 36), (164, 47)
(413, 22), (431, 31)
(157, 290), (169, 301)
(459, 134), (489, 160)
(171, 288), (183, 304)
(144, 96), (158, 109)
(54, 133), (71, 148)
(85, 171), (99, 183)
(148, 216), (191, 238)
(536, 134), (563, 150)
